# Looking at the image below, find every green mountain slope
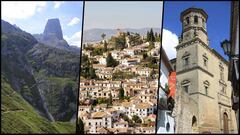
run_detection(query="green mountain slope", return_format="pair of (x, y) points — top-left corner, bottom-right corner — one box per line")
(1, 20), (78, 133)
(1, 75), (75, 134)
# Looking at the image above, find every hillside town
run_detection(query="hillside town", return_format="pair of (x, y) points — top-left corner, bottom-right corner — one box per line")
(78, 29), (161, 134)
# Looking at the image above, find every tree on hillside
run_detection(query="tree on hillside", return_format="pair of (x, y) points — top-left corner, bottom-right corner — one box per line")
(89, 66), (97, 79)
(128, 33), (143, 46)
(119, 86), (124, 100)
(149, 28), (155, 42)
(108, 92), (113, 106)
(156, 33), (161, 42)
(142, 53), (148, 60)
(148, 41), (155, 50)
(155, 32), (158, 40)
(111, 33), (126, 50)
(103, 41), (108, 52)
(132, 115), (142, 123)
(81, 54), (97, 79)
(101, 33), (106, 41)
(146, 31), (150, 41)
(106, 53), (118, 67)
(76, 118), (84, 134)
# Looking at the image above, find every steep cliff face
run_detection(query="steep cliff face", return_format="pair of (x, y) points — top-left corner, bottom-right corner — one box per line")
(1, 19), (79, 132)
(27, 44), (80, 121)
(1, 20), (50, 119)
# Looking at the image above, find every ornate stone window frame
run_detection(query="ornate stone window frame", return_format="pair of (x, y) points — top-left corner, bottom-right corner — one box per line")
(219, 81), (227, 94)
(203, 53), (208, 67)
(182, 51), (190, 67)
(181, 79), (190, 93)
(203, 80), (210, 95)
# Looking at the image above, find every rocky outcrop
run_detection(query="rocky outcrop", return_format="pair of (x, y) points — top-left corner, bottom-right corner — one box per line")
(34, 18), (71, 50)
(43, 18), (63, 40)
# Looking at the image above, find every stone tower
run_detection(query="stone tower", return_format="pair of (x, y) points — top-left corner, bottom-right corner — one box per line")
(172, 8), (238, 133)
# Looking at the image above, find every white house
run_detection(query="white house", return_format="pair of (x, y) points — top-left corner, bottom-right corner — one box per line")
(133, 103), (154, 119)
(99, 57), (107, 65)
(113, 121), (129, 128)
(136, 67), (152, 77)
(121, 58), (140, 66)
(123, 48), (136, 56)
(85, 111), (113, 133)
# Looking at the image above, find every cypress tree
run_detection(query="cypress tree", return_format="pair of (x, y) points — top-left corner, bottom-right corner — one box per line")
(119, 86), (124, 100)
(106, 53), (118, 67)
(146, 31), (150, 41)
(76, 118), (84, 134)
(149, 28), (155, 42)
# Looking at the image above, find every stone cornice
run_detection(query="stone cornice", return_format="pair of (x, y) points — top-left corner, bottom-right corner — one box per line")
(176, 37), (229, 66)
(180, 8), (208, 22)
(189, 92), (215, 99)
(182, 26), (207, 35)
(218, 102), (232, 108)
(177, 65), (214, 77)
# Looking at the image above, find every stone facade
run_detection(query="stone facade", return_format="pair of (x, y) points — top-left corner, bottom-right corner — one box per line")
(172, 8), (238, 133)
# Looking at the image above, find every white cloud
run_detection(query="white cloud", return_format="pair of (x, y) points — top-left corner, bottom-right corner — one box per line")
(53, 1), (64, 9)
(64, 31), (82, 47)
(2, 1), (46, 20)
(162, 29), (179, 59)
(67, 17), (81, 26)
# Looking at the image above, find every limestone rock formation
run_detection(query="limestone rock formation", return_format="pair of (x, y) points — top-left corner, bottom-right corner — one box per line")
(34, 18), (70, 50)
(43, 18), (63, 40)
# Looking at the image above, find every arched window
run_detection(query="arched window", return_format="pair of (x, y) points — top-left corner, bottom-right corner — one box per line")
(223, 112), (229, 133)
(186, 17), (190, 24)
(182, 51), (190, 67)
(203, 81), (210, 95)
(203, 53), (208, 67)
(192, 116), (197, 126)
(192, 116), (198, 133)
(194, 16), (198, 24)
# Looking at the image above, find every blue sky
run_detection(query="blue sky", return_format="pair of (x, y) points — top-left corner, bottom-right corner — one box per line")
(162, 1), (231, 60)
(84, 1), (163, 30)
(1, 1), (83, 47)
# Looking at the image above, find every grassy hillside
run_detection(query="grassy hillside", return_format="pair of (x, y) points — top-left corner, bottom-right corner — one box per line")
(1, 75), (76, 134)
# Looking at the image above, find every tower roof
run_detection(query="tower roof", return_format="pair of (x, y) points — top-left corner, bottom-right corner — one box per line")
(180, 8), (208, 22)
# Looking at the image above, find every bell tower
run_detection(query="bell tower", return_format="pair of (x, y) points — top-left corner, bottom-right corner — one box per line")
(173, 7), (238, 134)
(179, 8), (209, 45)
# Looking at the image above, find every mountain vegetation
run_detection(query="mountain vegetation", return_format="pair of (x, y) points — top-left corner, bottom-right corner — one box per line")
(1, 19), (79, 133)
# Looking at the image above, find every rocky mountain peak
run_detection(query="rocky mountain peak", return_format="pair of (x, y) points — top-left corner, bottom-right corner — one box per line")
(43, 18), (63, 40)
